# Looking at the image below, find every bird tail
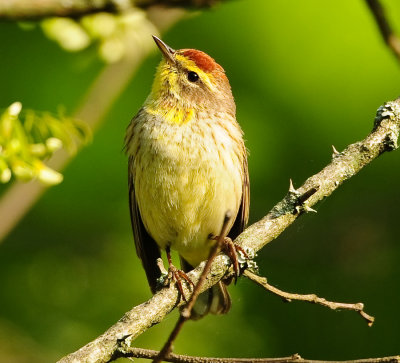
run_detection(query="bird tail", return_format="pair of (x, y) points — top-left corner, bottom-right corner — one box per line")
(190, 281), (231, 320)
(180, 257), (231, 320)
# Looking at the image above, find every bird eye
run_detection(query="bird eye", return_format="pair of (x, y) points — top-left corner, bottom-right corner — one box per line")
(187, 71), (199, 82)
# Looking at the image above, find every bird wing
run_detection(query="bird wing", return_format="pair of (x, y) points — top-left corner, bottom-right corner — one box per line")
(228, 152), (250, 240)
(128, 156), (161, 293)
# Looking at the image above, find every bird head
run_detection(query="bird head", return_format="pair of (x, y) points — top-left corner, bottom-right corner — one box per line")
(150, 36), (235, 116)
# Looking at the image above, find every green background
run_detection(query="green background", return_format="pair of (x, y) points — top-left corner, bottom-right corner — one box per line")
(1, 0), (400, 361)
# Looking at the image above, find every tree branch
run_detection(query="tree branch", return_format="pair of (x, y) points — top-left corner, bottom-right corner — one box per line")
(365, 0), (400, 62)
(0, 0), (220, 20)
(115, 346), (400, 363)
(243, 270), (374, 326)
(58, 98), (400, 363)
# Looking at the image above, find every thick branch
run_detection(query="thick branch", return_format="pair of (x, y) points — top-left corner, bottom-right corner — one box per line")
(0, 0), (220, 20)
(58, 99), (400, 363)
(365, 0), (400, 61)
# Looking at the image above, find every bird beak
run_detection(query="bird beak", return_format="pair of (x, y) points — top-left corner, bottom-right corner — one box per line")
(152, 35), (175, 64)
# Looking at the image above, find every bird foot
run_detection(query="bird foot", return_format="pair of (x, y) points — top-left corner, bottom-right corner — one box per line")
(167, 264), (194, 302)
(209, 234), (248, 283)
(165, 247), (194, 302)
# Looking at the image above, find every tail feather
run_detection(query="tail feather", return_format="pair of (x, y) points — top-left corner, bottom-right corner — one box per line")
(180, 255), (231, 320)
(190, 281), (231, 320)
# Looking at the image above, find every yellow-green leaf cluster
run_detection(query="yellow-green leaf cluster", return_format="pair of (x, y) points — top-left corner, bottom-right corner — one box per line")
(0, 102), (90, 185)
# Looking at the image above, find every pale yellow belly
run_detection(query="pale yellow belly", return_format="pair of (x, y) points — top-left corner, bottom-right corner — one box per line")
(134, 155), (242, 267)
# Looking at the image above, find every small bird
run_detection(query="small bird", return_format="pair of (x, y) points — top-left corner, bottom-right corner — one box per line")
(125, 36), (249, 318)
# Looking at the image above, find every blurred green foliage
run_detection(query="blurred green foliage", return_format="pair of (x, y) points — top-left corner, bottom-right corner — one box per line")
(0, 102), (90, 185)
(40, 8), (157, 62)
(0, 0), (400, 362)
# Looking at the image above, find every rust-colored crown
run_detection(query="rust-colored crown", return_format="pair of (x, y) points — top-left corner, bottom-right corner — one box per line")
(181, 49), (224, 74)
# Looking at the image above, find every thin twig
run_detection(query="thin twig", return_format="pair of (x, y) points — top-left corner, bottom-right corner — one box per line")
(243, 270), (375, 327)
(181, 212), (232, 318)
(365, 0), (400, 61)
(58, 99), (400, 363)
(115, 346), (400, 363)
(154, 212), (232, 363)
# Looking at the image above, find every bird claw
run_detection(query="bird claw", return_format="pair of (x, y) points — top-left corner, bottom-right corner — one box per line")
(210, 235), (247, 283)
(167, 264), (194, 302)
(165, 247), (194, 302)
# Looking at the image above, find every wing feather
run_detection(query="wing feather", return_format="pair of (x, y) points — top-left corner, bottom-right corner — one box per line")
(228, 152), (250, 240)
(128, 156), (161, 293)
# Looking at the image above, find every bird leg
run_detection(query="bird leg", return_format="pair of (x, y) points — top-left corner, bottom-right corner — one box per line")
(209, 234), (248, 283)
(166, 246), (194, 302)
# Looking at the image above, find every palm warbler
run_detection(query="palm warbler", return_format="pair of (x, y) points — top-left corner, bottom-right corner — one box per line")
(125, 36), (249, 318)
